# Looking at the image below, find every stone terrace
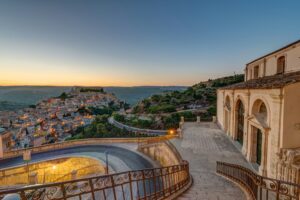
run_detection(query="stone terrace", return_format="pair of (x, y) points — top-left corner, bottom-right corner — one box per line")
(171, 122), (251, 200)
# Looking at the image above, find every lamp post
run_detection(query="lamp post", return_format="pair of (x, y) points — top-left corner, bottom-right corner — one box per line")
(23, 149), (31, 184)
(105, 151), (109, 175)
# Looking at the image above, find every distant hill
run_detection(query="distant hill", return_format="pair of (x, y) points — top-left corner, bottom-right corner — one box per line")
(132, 74), (244, 119)
(104, 86), (187, 105)
(0, 86), (72, 111)
(0, 86), (186, 111)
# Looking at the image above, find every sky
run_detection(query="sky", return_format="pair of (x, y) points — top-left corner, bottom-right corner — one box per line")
(0, 0), (300, 86)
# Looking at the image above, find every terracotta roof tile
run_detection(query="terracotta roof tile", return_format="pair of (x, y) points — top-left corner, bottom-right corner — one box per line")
(221, 71), (300, 90)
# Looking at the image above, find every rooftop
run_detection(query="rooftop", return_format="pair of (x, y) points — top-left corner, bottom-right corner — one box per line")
(0, 128), (6, 135)
(221, 71), (300, 90)
(247, 39), (300, 65)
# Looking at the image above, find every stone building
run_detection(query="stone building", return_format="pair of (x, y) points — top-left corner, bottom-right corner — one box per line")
(217, 40), (300, 184)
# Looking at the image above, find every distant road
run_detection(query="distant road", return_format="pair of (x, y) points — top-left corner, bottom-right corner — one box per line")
(108, 117), (168, 135)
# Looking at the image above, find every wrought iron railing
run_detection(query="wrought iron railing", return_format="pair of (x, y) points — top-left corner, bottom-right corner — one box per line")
(216, 161), (300, 200)
(0, 161), (190, 200)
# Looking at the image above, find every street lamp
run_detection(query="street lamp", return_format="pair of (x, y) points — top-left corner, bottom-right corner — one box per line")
(104, 151), (109, 175)
(168, 129), (175, 135)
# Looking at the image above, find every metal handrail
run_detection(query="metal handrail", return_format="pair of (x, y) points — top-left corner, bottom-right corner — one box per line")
(216, 161), (300, 200)
(0, 161), (190, 200)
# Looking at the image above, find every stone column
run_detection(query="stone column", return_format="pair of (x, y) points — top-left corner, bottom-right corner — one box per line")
(180, 116), (184, 123)
(197, 116), (201, 123)
(212, 116), (217, 123)
(29, 172), (38, 185)
(177, 128), (182, 138)
(71, 170), (77, 180)
(259, 129), (269, 176)
(246, 124), (253, 162)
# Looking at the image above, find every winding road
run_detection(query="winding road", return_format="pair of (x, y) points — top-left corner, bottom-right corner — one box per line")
(108, 117), (168, 135)
(0, 145), (161, 199)
(0, 145), (156, 172)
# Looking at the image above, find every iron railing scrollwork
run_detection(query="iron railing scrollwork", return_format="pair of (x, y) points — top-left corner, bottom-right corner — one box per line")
(0, 161), (190, 200)
(216, 161), (300, 200)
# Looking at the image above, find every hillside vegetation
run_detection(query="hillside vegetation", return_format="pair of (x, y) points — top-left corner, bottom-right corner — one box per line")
(131, 74), (244, 128)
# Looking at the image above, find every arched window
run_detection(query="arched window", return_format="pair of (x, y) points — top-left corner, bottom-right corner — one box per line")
(259, 102), (267, 123)
(252, 99), (268, 124)
(259, 103), (267, 115)
(277, 56), (285, 74)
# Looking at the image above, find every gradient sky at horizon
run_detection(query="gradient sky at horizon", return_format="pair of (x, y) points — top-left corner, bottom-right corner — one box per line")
(1, 0), (300, 86)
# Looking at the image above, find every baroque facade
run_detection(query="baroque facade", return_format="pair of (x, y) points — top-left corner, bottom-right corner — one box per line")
(217, 40), (300, 184)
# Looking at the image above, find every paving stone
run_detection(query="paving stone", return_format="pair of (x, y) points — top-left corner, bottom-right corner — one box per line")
(172, 122), (251, 200)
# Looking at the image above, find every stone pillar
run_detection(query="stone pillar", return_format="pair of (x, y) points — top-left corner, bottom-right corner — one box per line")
(29, 172), (38, 185)
(71, 170), (77, 180)
(177, 128), (182, 138)
(241, 110), (249, 157)
(259, 129), (269, 176)
(212, 116), (217, 123)
(180, 116), (184, 123)
(179, 122), (184, 129)
(196, 116), (201, 123)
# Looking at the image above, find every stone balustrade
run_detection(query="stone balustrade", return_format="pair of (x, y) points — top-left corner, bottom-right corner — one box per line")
(276, 148), (300, 184)
(2, 136), (176, 159)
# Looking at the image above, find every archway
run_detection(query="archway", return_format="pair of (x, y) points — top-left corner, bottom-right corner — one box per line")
(252, 99), (268, 125)
(235, 100), (245, 145)
(251, 99), (269, 167)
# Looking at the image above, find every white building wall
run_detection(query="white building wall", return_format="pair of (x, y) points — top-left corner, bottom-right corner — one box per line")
(282, 82), (300, 148)
(217, 87), (284, 178)
(246, 42), (300, 79)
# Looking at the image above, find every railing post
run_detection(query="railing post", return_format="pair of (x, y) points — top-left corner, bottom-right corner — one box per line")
(128, 172), (134, 200)
(152, 169), (157, 199)
(110, 175), (117, 200)
(160, 168), (166, 198)
(89, 178), (96, 200)
(61, 183), (67, 200)
(142, 171), (147, 200)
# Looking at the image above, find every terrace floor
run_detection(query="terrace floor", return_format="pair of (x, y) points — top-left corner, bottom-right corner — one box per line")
(171, 122), (251, 200)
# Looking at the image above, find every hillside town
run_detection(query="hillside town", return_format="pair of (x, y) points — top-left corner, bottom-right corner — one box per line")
(0, 87), (120, 150)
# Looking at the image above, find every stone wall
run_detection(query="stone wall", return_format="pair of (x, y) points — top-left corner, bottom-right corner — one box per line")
(138, 141), (182, 167)
(0, 157), (104, 186)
